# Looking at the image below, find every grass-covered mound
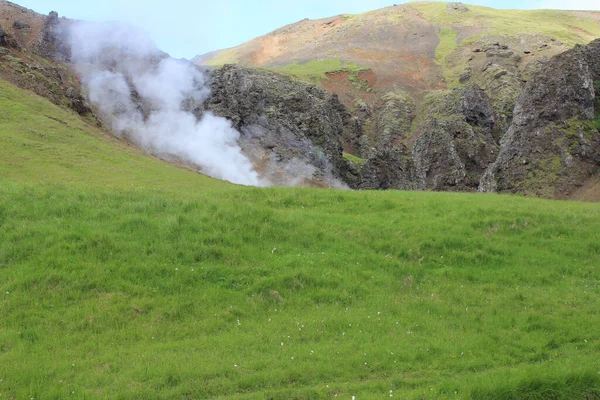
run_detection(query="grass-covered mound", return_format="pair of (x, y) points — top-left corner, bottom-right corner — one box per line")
(1, 78), (600, 399)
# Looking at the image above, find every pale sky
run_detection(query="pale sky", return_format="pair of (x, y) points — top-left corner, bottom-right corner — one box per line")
(13, 0), (600, 59)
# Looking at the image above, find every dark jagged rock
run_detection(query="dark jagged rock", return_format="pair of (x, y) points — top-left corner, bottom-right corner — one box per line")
(343, 90), (417, 189)
(480, 38), (600, 198)
(412, 85), (498, 191)
(207, 65), (348, 186)
(65, 85), (90, 115)
(458, 86), (497, 130)
(36, 11), (71, 61)
(12, 20), (29, 30)
(343, 86), (499, 191)
(357, 139), (417, 190)
(376, 90), (415, 140)
(0, 23), (19, 49)
(583, 39), (600, 81)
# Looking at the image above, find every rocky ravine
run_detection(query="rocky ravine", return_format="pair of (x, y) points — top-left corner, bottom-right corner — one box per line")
(360, 38), (600, 198)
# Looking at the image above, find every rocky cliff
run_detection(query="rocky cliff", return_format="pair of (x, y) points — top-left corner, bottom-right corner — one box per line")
(480, 39), (600, 198)
(206, 65), (348, 187)
(204, 37), (600, 197)
(200, 38), (600, 198)
(195, 2), (600, 198)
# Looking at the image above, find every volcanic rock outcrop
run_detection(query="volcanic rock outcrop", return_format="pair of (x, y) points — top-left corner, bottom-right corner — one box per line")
(0, 2), (88, 114)
(480, 39), (600, 198)
(207, 65), (348, 186)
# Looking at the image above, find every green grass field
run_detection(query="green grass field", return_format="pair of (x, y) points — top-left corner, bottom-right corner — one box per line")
(1, 79), (600, 399)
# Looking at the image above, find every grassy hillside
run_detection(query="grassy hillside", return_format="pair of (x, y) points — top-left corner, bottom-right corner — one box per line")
(1, 78), (600, 399)
(0, 79), (223, 189)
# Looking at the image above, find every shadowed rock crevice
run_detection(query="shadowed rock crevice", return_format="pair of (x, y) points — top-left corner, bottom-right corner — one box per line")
(411, 85), (498, 191)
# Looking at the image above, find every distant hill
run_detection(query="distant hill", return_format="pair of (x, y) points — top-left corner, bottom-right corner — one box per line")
(194, 2), (600, 105)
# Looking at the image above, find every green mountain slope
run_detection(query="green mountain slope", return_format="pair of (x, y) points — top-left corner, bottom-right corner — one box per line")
(1, 78), (600, 398)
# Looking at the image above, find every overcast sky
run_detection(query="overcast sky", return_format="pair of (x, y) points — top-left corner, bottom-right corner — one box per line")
(13, 0), (600, 59)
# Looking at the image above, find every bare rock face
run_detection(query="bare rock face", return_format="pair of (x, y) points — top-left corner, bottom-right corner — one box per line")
(447, 2), (469, 12)
(342, 85), (499, 192)
(36, 11), (71, 61)
(12, 19), (30, 30)
(376, 90), (415, 140)
(412, 85), (498, 191)
(480, 39), (600, 198)
(207, 65), (348, 186)
(342, 90), (418, 190)
(357, 138), (418, 190)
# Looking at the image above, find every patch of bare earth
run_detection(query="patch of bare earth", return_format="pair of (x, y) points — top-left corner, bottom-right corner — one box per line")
(322, 70), (378, 109)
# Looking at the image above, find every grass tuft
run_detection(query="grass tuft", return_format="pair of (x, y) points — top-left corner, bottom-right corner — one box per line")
(343, 152), (368, 167)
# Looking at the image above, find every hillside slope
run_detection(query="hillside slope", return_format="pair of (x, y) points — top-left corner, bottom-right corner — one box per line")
(0, 79), (223, 188)
(2, 0), (599, 199)
(2, 0), (600, 199)
(2, 75), (600, 398)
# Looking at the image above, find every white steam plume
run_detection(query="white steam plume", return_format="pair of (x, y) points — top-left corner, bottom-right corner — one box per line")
(68, 22), (265, 186)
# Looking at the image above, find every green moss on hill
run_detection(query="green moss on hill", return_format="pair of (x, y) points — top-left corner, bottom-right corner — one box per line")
(267, 59), (369, 84)
(343, 152), (367, 167)
(436, 28), (459, 64)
